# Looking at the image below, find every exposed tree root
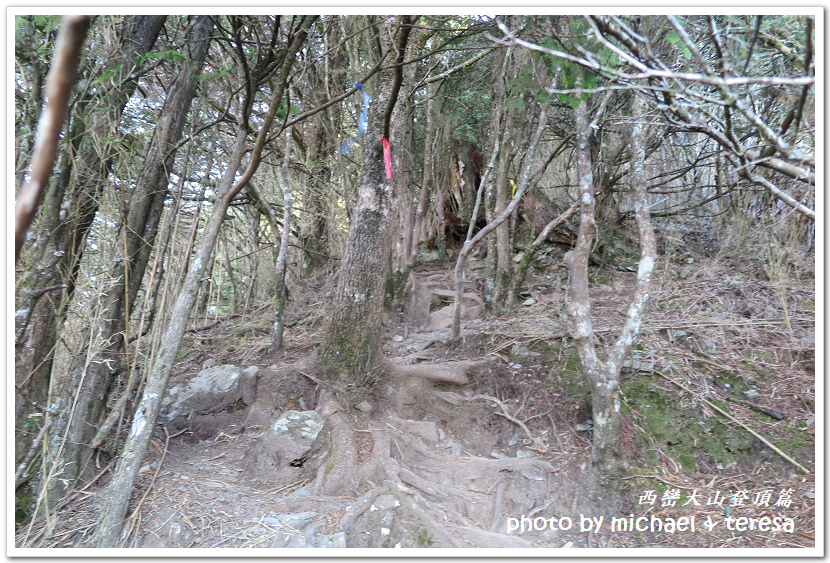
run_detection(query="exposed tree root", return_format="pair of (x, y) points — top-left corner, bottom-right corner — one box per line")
(387, 357), (492, 385)
(312, 391), (358, 497)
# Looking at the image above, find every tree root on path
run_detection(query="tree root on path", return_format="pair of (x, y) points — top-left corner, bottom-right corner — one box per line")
(387, 357), (492, 385)
(312, 391), (358, 497)
(437, 391), (547, 452)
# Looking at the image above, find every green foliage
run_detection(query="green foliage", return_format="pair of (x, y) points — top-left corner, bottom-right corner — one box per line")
(666, 31), (692, 59)
(135, 48), (187, 67)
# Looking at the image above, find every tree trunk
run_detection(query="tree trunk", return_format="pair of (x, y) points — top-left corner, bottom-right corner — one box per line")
(14, 15), (166, 504)
(44, 16), (211, 508)
(318, 81), (394, 382)
(564, 93), (657, 480)
(94, 17), (315, 546)
(409, 80), (437, 264)
(272, 128), (294, 353)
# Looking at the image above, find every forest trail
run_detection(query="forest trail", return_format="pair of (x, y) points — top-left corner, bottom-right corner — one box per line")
(18, 257), (815, 550)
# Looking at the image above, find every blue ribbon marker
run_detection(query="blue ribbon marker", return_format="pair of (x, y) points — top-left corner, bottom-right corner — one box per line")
(341, 82), (371, 155)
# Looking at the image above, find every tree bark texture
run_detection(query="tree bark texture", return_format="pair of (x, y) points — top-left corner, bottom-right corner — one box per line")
(15, 15), (90, 262)
(272, 128), (294, 352)
(44, 16), (212, 507)
(318, 81), (394, 382)
(14, 15), (166, 480)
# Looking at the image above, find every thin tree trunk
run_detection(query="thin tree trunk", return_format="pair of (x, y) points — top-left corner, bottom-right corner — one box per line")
(94, 17), (316, 546)
(409, 80), (437, 264)
(452, 99), (550, 343)
(564, 92), (657, 479)
(15, 15), (90, 262)
(14, 16), (166, 512)
(272, 128), (294, 352)
(44, 16), (212, 508)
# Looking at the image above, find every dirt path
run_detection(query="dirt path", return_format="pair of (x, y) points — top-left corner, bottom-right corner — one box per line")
(16, 260), (815, 550)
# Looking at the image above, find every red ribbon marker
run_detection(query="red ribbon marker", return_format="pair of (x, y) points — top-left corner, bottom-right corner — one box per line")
(381, 137), (392, 179)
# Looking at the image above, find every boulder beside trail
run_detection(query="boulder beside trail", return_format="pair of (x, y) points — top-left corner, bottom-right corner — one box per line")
(160, 365), (259, 429)
(244, 410), (325, 476)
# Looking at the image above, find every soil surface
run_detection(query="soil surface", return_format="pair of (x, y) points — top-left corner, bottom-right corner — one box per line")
(16, 254), (816, 551)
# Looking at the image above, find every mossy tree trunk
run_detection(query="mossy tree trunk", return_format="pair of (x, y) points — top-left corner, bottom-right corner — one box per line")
(318, 16), (417, 383)
(318, 80), (394, 383)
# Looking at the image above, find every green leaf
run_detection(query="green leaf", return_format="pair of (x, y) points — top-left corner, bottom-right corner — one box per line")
(666, 30), (692, 59)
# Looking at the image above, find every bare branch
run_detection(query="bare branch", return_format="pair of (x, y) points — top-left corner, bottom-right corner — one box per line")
(15, 15), (91, 262)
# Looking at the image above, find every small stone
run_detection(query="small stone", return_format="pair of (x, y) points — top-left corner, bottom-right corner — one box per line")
(202, 358), (217, 369)
(437, 427), (446, 440)
(355, 401), (373, 413)
(380, 527), (390, 535)
(696, 338), (718, 354)
(516, 450), (533, 458)
(623, 359), (654, 373)
(263, 517), (280, 526)
(523, 298), (536, 306)
(744, 389), (761, 401)
(805, 492), (816, 499)
(444, 441), (463, 457)
(490, 450), (507, 459)
(393, 335), (404, 342)
(576, 420), (593, 432)
(562, 541), (574, 548)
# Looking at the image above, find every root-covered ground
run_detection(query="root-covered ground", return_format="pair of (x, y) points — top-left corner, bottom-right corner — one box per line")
(16, 253), (815, 551)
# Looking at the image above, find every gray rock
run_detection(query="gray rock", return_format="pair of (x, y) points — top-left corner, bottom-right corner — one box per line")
(355, 401), (373, 413)
(387, 417), (439, 443)
(511, 344), (541, 359)
(245, 412), (324, 472)
(490, 450), (508, 459)
(319, 532), (347, 548)
(622, 359), (654, 373)
(278, 512), (318, 530)
(160, 364), (259, 426)
(444, 441), (463, 457)
(695, 339), (718, 354)
(744, 389), (761, 401)
(576, 420), (593, 432)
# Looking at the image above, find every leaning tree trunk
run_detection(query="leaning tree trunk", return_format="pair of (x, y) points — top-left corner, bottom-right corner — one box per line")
(43, 16), (212, 509)
(14, 15), (166, 504)
(94, 17), (316, 547)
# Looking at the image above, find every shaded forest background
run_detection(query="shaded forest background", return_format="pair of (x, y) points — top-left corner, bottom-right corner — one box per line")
(14, 14), (816, 548)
